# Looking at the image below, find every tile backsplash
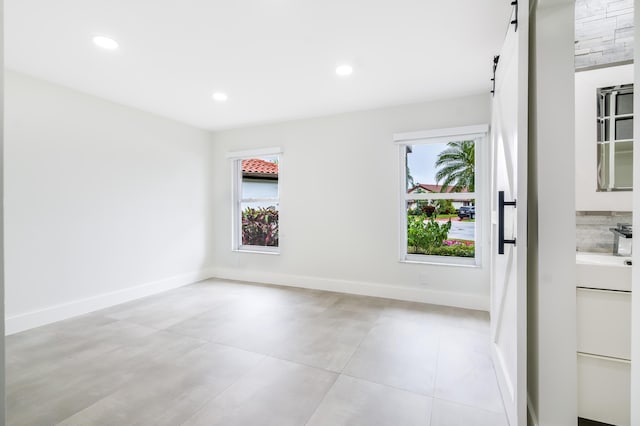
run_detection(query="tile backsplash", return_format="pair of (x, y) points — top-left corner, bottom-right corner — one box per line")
(576, 211), (632, 253)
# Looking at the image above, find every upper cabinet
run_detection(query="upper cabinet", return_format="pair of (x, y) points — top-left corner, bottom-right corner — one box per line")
(576, 64), (634, 211)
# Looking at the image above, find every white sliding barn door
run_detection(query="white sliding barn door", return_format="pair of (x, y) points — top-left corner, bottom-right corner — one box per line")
(490, 3), (528, 426)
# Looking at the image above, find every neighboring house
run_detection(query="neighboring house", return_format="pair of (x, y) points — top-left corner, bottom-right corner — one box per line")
(407, 183), (473, 211)
(241, 158), (279, 206)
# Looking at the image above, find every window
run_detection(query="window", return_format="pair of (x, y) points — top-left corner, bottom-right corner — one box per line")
(597, 83), (633, 191)
(229, 148), (281, 253)
(395, 125), (487, 266)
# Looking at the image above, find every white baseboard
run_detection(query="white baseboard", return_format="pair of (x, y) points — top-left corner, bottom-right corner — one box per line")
(209, 267), (489, 311)
(5, 268), (215, 335)
(6, 267), (488, 335)
(527, 393), (539, 426)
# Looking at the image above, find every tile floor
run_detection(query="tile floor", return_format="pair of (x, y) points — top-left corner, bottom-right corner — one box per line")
(6, 279), (508, 425)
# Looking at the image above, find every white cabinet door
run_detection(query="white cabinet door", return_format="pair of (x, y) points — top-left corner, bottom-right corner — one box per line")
(578, 353), (631, 426)
(577, 263), (632, 291)
(577, 288), (632, 360)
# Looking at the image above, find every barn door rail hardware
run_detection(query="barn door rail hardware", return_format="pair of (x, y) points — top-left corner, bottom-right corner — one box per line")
(490, 55), (500, 96)
(510, 0), (518, 31)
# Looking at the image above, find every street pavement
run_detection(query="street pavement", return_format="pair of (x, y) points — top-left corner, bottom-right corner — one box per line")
(440, 219), (475, 241)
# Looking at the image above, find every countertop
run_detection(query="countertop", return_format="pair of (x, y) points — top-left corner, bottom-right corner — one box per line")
(576, 252), (632, 267)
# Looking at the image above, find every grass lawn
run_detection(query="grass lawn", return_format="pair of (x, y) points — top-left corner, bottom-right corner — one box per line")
(435, 213), (458, 219)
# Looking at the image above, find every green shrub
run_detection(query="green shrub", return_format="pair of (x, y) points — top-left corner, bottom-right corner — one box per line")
(242, 207), (278, 246)
(428, 244), (475, 257)
(408, 206), (421, 216)
(407, 216), (451, 254)
(420, 204), (437, 217)
(434, 199), (456, 215)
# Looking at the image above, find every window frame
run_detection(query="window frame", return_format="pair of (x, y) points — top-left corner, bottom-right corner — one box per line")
(394, 125), (488, 267)
(228, 147), (282, 254)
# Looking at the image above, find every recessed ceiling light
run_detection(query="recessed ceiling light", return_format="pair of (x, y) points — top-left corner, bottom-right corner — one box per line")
(335, 64), (353, 76)
(212, 92), (228, 102)
(92, 35), (119, 50)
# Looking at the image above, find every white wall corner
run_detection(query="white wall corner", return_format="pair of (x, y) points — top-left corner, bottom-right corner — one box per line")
(209, 267), (489, 311)
(5, 267), (216, 335)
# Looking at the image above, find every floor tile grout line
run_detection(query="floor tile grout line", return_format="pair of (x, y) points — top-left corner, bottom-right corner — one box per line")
(261, 351), (347, 375)
(335, 311), (382, 374)
(429, 331), (444, 426)
(299, 312), (388, 425)
(70, 315), (237, 405)
(157, 332), (345, 379)
(8, 318), (201, 391)
(123, 306), (461, 397)
(61, 343), (269, 426)
(51, 338), (213, 424)
(301, 370), (341, 426)
(430, 336), (507, 417)
(338, 371), (435, 399)
(150, 317), (456, 401)
(179, 354), (271, 425)
(155, 310), (384, 375)
(103, 303), (230, 333)
(431, 395), (508, 417)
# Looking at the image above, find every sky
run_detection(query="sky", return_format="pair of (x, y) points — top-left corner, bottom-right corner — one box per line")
(407, 142), (449, 187)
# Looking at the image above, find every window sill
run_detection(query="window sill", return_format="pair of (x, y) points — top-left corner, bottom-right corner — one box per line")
(400, 255), (480, 268)
(233, 248), (280, 255)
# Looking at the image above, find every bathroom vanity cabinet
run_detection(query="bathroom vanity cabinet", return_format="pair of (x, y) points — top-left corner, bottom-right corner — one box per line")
(576, 253), (632, 426)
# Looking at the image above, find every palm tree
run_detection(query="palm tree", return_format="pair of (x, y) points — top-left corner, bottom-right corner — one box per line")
(405, 146), (415, 190)
(435, 141), (475, 192)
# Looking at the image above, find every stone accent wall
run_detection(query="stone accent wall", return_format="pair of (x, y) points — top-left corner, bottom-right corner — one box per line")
(575, 0), (634, 69)
(576, 211), (632, 252)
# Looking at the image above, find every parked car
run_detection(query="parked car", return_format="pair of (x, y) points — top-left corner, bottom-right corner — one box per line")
(458, 205), (475, 219)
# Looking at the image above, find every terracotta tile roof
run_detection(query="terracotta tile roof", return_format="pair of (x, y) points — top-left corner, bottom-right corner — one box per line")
(242, 158), (278, 175)
(409, 183), (457, 193)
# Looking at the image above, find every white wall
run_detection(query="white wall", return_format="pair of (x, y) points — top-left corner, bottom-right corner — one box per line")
(4, 71), (214, 334)
(1, 0), (6, 420)
(575, 64), (634, 211)
(631, 6), (639, 424)
(528, 0), (577, 425)
(210, 94), (492, 310)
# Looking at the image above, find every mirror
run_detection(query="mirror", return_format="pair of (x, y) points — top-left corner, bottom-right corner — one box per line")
(596, 84), (634, 191)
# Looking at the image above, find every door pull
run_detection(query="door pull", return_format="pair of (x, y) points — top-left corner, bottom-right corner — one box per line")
(498, 190), (516, 255)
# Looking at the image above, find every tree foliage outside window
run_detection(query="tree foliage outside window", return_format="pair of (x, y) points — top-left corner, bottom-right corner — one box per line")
(407, 216), (451, 254)
(242, 206), (279, 246)
(435, 140), (475, 192)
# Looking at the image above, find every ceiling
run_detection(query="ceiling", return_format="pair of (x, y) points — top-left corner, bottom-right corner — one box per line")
(6, 1), (513, 130)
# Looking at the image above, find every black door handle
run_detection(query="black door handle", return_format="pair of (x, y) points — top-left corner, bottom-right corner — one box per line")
(498, 191), (516, 255)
